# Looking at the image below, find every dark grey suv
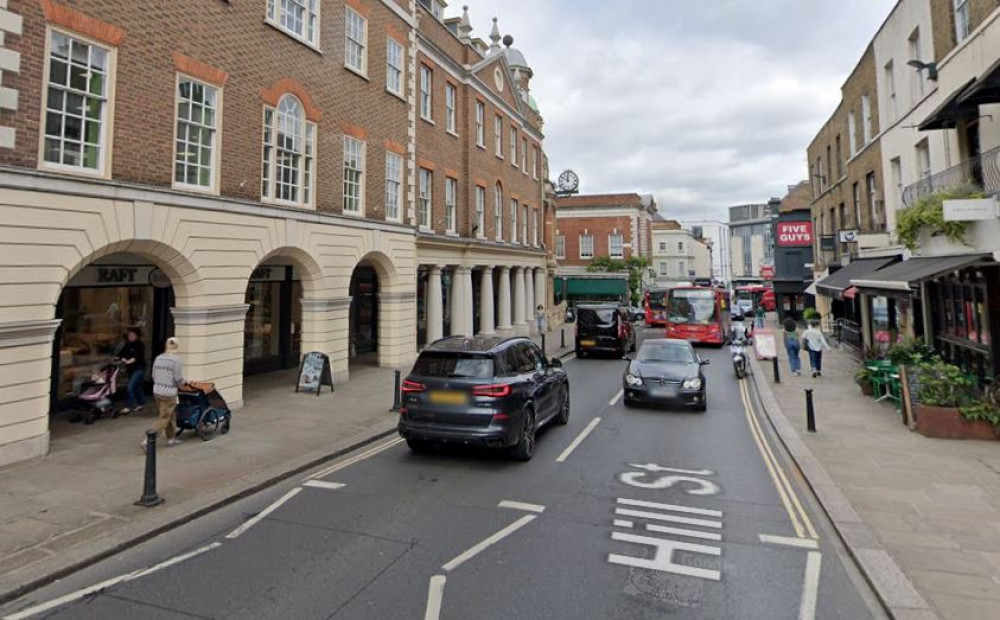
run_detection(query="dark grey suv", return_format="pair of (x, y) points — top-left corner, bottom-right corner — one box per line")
(398, 336), (570, 461)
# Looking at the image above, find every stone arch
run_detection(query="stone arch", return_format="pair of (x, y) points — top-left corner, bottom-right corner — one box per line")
(247, 245), (326, 296)
(355, 250), (400, 292)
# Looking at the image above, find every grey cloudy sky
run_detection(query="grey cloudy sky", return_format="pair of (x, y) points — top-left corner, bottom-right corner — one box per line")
(463, 0), (896, 221)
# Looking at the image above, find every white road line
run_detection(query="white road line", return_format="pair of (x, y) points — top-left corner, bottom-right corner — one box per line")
(423, 574), (447, 620)
(3, 542), (221, 620)
(646, 524), (723, 541)
(617, 497), (723, 518)
(759, 534), (820, 550)
(442, 515), (537, 572)
(497, 500), (546, 513)
(614, 508), (722, 529)
(613, 519), (634, 529)
(306, 437), (404, 480)
(303, 480), (346, 490)
(609, 389), (624, 406)
(555, 416), (601, 463)
(225, 487), (302, 539)
(799, 551), (823, 620)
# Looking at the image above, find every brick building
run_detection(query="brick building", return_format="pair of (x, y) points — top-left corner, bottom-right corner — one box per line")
(552, 192), (656, 304)
(0, 0), (551, 467)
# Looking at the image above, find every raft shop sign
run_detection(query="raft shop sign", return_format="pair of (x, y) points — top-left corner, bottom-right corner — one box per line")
(776, 222), (814, 247)
(943, 198), (999, 222)
(296, 351), (335, 395)
(69, 266), (172, 288)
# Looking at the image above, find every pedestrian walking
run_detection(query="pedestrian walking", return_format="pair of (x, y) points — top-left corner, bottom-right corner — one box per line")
(144, 337), (186, 451)
(118, 328), (146, 414)
(754, 305), (766, 328)
(782, 317), (801, 376)
(801, 320), (831, 378)
(535, 304), (546, 334)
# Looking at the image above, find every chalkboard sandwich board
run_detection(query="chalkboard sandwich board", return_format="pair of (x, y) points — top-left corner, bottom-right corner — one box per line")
(296, 351), (335, 395)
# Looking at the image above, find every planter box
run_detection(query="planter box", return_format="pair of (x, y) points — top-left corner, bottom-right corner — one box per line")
(914, 404), (997, 440)
(858, 380), (874, 397)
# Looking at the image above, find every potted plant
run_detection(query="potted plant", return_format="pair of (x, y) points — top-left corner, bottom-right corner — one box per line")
(855, 366), (876, 396)
(959, 385), (1000, 439)
(912, 361), (990, 439)
(802, 307), (820, 323)
(896, 185), (980, 251)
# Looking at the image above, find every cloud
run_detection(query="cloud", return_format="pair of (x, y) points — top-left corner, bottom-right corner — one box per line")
(461, 0), (895, 220)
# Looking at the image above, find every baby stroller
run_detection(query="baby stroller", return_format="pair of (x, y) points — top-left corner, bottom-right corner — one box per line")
(69, 360), (125, 425)
(175, 381), (232, 441)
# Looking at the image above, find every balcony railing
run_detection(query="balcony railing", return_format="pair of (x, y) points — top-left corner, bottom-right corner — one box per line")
(901, 145), (1000, 207)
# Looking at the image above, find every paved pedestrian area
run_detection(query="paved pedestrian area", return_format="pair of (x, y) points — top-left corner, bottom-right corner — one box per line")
(760, 323), (1000, 620)
(0, 326), (574, 602)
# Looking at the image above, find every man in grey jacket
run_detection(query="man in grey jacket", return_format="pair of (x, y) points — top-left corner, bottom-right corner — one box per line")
(144, 337), (187, 451)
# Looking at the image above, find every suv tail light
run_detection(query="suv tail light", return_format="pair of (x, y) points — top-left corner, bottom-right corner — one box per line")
(472, 384), (512, 398)
(401, 380), (426, 393)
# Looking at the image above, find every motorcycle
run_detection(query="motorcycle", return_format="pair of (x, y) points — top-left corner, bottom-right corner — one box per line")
(730, 322), (751, 379)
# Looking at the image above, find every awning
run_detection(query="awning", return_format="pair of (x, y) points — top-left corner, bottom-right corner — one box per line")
(555, 277), (628, 297)
(815, 257), (899, 300)
(843, 286), (858, 300)
(919, 79), (978, 131)
(851, 254), (993, 293)
(959, 57), (1000, 107)
(804, 281), (817, 296)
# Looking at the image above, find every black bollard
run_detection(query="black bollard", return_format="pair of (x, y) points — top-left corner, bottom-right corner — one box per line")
(772, 356), (781, 384)
(541, 333), (547, 358)
(805, 389), (816, 433)
(392, 369), (402, 411)
(560, 326), (566, 349)
(135, 430), (164, 507)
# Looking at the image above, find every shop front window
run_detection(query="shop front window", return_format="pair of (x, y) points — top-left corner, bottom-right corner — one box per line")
(244, 281), (282, 362)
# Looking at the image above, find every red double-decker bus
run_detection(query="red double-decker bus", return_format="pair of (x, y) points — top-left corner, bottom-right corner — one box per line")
(665, 287), (731, 345)
(644, 288), (669, 326)
(734, 285), (775, 312)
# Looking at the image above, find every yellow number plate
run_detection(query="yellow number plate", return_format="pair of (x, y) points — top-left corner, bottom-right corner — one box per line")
(580, 340), (597, 346)
(429, 391), (468, 405)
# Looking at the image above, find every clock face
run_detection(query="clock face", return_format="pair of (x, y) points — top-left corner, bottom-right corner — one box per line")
(494, 67), (505, 92)
(558, 170), (579, 193)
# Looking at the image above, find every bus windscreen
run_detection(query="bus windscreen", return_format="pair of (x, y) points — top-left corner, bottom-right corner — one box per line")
(668, 290), (718, 325)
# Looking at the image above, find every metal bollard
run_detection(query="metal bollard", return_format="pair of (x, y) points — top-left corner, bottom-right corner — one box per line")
(772, 356), (781, 384)
(560, 326), (566, 349)
(541, 334), (547, 358)
(392, 369), (402, 411)
(805, 388), (816, 433)
(135, 429), (165, 507)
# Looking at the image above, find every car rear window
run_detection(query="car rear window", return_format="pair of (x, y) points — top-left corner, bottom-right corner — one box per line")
(412, 353), (494, 379)
(578, 308), (616, 325)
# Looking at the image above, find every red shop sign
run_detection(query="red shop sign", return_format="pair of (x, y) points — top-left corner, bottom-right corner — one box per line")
(776, 221), (814, 246)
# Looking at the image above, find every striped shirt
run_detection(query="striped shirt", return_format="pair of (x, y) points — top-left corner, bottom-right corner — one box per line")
(152, 353), (185, 398)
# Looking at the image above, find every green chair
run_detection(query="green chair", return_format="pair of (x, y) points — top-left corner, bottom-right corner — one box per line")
(868, 363), (889, 401)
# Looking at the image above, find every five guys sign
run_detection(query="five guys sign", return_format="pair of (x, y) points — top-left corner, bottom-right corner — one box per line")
(776, 221), (814, 247)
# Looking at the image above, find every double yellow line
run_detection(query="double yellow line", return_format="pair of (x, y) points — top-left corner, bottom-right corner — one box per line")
(738, 378), (817, 540)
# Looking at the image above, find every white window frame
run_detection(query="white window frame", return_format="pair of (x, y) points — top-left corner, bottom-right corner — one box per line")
(533, 209), (540, 246)
(475, 101), (485, 147)
(495, 115), (503, 158)
(173, 74), (221, 193)
(266, 0), (320, 48)
(41, 28), (116, 177)
(510, 198), (519, 243)
(475, 185), (486, 237)
(521, 204), (528, 243)
(609, 233), (624, 259)
(342, 135), (365, 215)
(386, 38), (404, 97)
(418, 168), (432, 229)
(385, 151), (403, 222)
(955, 0), (971, 42)
(862, 94), (873, 144)
(494, 184), (504, 241)
(445, 83), (457, 134)
(420, 64), (433, 121)
(532, 146), (538, 179)
(344, 7), (367, 76)
(884, 61), (896, 122)
(261, 95), (316, 208)
(445, 177), (457, 232)
(510, 127), (518, 165)
(521, 137), (528, 175)
(909, 29), (925, 102)
(659, 261), (668, 276)
(555, 234), (566, 260)
(847, 112), (858, 156)
(916, 141), (932, 179)
(579, 234), (594, 260)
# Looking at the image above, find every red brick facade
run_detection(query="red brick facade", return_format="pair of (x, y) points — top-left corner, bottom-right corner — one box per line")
(2, 0), (411, 220)
(554, 193), (656, 269)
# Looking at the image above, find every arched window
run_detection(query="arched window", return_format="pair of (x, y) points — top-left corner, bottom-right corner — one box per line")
(262, 95), (315, 207)
(494, 183), (503, 241)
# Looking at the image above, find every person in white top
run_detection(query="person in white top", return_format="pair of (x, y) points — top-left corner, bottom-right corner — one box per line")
(801, 321), (831, 378)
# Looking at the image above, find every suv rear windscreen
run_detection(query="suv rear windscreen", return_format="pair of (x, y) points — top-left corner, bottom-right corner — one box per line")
(412, 353), (494, 379)
(577, 308), (617, 326)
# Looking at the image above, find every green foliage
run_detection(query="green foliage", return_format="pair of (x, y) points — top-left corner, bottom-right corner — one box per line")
(586, 255), (650, 306)
(912, 360), (976, 408)
(960, 385), (1000, 427)
(802, 307), (820, 321)
(896, 185), (982, 251)
(854, 366), (875, 387)
(886, 339), (938, 367)
(586, 256), (626, 273)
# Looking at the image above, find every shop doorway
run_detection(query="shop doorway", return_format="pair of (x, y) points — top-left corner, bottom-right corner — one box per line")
(50, 253), (175, 417)
(350, 262), (379, 363)
(243, 262), (303, 376)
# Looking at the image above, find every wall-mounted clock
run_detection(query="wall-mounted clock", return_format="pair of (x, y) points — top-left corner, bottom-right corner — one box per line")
(557, 170), (580, 194)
